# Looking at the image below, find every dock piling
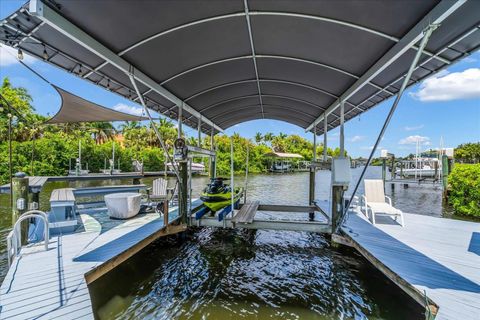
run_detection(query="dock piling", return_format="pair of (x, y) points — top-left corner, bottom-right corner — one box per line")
(12, 172), (29, 243)
(179, 161), (188, 224)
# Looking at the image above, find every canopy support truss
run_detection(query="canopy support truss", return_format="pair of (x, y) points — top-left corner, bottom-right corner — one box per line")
(243, 0), (264, 118)
(337, 23), (438, 234)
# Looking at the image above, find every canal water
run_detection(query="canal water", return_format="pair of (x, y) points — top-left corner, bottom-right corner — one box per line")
(0, 167), (450, 319)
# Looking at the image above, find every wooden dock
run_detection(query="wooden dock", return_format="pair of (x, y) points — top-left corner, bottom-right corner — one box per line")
(342, 211), (480, 319)
(0, 199), (202, 319)
(0, 173), (167, 194)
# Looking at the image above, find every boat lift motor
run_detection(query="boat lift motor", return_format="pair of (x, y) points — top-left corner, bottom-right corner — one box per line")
(331, 158), (351, 231)
(174, 138), (188, 162)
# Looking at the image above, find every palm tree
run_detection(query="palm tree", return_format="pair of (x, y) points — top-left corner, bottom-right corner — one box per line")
(263, 132), (274, 146)
(119, 121), (141, 133)
(89, 122), (115, 144)
(254, 132), (263, 144)
(158, 117), (174, 128)
(278, 132), (288, 139)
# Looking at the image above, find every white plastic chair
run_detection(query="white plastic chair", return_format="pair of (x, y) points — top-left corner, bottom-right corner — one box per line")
(362, 179), (404, 227)
(151, 178), (168, 201)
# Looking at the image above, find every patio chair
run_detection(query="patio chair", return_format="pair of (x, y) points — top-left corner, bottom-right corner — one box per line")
(362, 179), (404, 227)
(148, 178), (175, 214)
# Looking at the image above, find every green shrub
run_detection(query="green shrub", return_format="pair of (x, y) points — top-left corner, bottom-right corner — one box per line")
(448, 163), (480, 217)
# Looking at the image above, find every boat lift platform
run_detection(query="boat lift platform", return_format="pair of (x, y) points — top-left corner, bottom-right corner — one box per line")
(192, 200), (331, 234)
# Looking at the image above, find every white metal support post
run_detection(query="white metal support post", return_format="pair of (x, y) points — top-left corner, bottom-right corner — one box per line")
(178, 103), (183, 139)
(323, 119), (328, 161)
(309, 127), (316, 208)
(337, 24), (439, 233)
(228, 137), (234, 227)
(197, 116), (202, 147)
(340, 100), (345, 157)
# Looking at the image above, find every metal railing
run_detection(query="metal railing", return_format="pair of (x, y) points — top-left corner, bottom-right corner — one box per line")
(7, 210), (49, 267)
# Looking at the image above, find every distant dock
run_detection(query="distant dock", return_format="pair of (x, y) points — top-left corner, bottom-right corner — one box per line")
(0, 172), (171, 194)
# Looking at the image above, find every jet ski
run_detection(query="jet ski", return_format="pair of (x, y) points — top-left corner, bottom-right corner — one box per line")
(200, 177), (242, 212)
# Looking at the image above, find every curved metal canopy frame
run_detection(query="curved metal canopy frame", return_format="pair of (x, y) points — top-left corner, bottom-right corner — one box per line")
(161, 55), (395, 97)
(3, 0), (474, 136)
(198, 93), (325, 115)
(218, 111), (308, 128)
(84, 10), (450, 78)
(185, 78), (350, 105)
(211, 103), (318, 122)
(161, 54), (359, 84)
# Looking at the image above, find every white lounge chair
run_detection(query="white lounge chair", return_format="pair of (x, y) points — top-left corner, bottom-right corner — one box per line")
(362, 179), (404, 227)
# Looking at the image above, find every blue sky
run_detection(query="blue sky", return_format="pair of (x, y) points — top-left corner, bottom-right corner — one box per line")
(1, 0), (479, 157)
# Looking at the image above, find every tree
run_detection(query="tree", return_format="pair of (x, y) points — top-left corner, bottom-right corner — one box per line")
(88, 122), (115, 144)
(455, 142), (480, 163)
(119, 121), (141, 133)
(0, 77), (46, 142)
(254, 132), (263, 144)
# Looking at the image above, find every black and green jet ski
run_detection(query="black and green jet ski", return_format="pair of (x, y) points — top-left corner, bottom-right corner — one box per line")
(200, 177), (243, 212)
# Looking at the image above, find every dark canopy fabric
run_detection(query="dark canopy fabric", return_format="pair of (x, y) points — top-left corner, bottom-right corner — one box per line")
(45, 86), (147, 123)
(1, 0), (479, 134)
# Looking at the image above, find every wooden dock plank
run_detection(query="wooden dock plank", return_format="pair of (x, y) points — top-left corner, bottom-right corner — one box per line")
(232, 201), (259, 224)
(343, 212), (480, 320)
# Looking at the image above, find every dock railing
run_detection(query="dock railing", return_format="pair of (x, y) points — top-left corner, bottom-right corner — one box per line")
(7, 210), (49, 266)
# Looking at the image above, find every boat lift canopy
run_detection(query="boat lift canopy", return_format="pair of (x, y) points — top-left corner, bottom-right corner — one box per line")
(264, 152), (303, 159)
(0, 0), (479, 134)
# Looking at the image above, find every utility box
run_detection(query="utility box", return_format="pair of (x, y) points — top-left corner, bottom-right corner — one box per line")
(331, 158), (351, 188)
(445, 148), (454, 159)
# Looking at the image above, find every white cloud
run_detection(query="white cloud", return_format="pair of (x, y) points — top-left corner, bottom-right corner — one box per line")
(0, 45), (36, 67)
(113, 103), (143, 116)
(399, 135), (430, 146)
(360, 145), (383, 150)
(348, 135), (365, 142)
(462, 56), (477, 63)
(410, 68), (480, 102)
(404, 124), (424, 131)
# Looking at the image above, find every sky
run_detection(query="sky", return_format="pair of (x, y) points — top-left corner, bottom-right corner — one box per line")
(1, 0), (479, 158)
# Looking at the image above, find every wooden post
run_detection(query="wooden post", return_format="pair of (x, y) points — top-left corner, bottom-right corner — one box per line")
(179, 161), (188, 224)
(8, 114), (13, 208)
(31, 191), (40, 209)
(309, 131), (316, 207)
(391, 156), (396, 177)
(442, 155), (449, 198)
(12, 172), (29, 243)
(133, 178), (141, 185)
(163, 199), (169, 228)
(331, 185), (344, 234)
(382, 158), (386, 186)
(210, 131), (216, 179)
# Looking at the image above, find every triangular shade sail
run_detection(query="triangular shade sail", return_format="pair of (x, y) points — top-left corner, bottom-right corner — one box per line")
(45, 86), (147, 124)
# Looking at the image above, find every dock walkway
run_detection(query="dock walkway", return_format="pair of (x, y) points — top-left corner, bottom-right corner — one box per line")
(0, 173), (167, 194)
(343, 211), (480, 320)
(0, 199), (202, 319)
